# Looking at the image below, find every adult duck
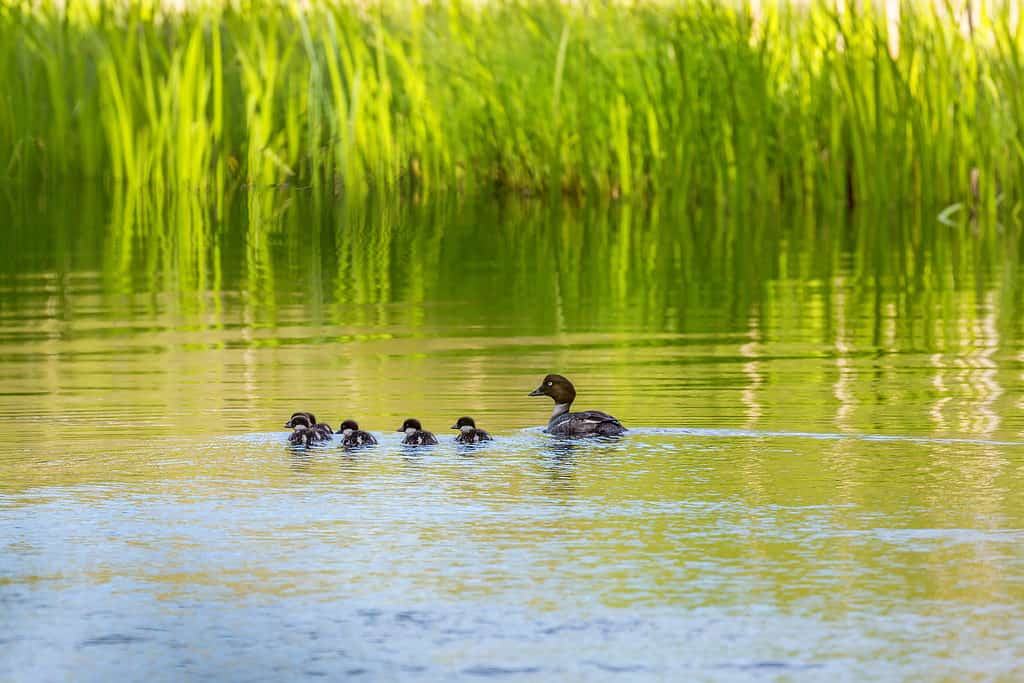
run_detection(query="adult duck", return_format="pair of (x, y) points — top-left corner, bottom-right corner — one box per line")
(528, 374), (625, 437)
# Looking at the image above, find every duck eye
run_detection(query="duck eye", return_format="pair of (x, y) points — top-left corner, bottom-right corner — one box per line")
(547, 381), (553, 386)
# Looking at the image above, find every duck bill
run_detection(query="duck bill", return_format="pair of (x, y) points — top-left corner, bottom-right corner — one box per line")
(450, 424), (459, 429)
(528, 387), (544, 396)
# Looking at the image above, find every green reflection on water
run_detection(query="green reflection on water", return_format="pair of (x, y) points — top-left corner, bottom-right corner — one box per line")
(1, 185), (1022, 448)
(2, 188), (1024, 679)
(2, 185), (1021, 336)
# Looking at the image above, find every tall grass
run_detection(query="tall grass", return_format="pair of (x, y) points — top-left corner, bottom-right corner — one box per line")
(1, 0), (1023, 211)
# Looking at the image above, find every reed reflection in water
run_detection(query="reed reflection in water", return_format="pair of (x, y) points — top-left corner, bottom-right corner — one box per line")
(1, 186), (1023, 680)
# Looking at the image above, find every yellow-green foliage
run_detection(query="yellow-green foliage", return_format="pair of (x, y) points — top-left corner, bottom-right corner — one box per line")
(1, 0), (1022, 210)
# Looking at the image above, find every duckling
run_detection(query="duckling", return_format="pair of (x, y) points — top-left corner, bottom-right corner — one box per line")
(338, 419), (378, 447)
(451, 416), (492, 444)
(528, 374), (626, 437)
(285, 411), (316, 427)
(285, 413), (333, 446)
(397, 418), (438, 446)
(285, 412), (334, 436)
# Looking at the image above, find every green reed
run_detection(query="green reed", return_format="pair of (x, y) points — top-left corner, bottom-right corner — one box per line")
(1, 0), (1023, 211)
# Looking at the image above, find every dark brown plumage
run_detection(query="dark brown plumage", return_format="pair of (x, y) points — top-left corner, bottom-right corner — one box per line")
(398, 418), (438, 446)
(451, 416), (492, 444)
(338, 419), (378, 447)
(528, 374), (626, 437)
(285, 412), (333, 445)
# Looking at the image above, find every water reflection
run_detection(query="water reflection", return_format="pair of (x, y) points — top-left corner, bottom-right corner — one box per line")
(2, 186), (1024, 679)
(4, 187), (1023, 343)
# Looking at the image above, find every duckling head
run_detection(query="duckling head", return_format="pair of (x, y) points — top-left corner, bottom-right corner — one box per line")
(286, 414), (313, 430)
(339, 419), (359, 436)
(451, 416), (476, 433)
(285, 412), (318, 429)
(398, 418), (423, 436)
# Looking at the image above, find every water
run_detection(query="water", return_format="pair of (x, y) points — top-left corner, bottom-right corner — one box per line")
(2, 186), (1024, 681)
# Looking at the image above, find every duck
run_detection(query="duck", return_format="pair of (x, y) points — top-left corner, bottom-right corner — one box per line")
(338, 419), (377, 447)
(285, 412), (334, 445)
(451, 416), (492, 444)
(397, 418), (438, 446)
(528, 374), (626, 437)
(285, 412), (333, 436)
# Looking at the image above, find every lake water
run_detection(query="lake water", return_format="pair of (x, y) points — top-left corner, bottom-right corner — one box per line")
(2, 186), (1024, 681)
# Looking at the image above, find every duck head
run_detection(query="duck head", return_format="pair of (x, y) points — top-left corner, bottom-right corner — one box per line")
(451, 416), (476, 433)
(528, 374), (576, 405)
(398, 418), (423, 435)
(285, 412), (317, 429)
(286, 414), (313, 431)
(339, 419), (359, 436)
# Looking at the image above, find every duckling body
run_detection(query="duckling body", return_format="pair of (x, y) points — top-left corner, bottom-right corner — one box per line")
(285, 413), (333, 445)
(289, 428), (322, 447)
(398, 418), (438, 446)
(338, 419), (377, 447)
(285, 412), (333, 436)
(529, 374), (626, 437)
(452, 416), (492, 444)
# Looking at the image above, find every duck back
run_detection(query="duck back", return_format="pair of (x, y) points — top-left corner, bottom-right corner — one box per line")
(289, 428), (332, 446)
(342, 430), (378, 447)
(455, 428), (492, 444)
(403, 430), (438, 446)
(547, 410), (625, 437)
(288, 430), (311, 446)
